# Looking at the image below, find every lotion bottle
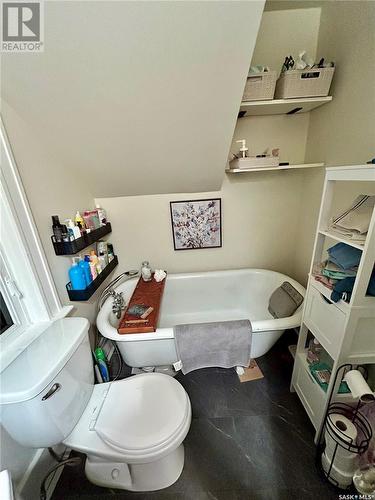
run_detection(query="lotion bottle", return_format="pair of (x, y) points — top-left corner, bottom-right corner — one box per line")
(69, 257), (86, 290)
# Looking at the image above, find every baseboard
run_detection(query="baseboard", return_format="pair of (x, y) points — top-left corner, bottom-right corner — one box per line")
(15, 446), (70, 500)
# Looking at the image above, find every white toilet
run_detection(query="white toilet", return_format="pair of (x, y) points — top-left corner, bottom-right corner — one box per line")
(0, 318), (192, 491)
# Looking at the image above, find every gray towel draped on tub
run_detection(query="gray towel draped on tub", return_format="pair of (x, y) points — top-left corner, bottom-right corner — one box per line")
(173, 320), (252, 375)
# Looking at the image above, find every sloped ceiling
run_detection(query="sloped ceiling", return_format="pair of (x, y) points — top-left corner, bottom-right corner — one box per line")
(2, 1), (264, 197)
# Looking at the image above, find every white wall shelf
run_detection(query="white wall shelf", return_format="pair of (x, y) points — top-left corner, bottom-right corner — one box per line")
(239, 96), (332, 117)
(226, 163), (324, 174)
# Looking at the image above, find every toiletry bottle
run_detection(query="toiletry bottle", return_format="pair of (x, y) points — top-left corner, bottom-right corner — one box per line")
(52, 215), (64, 242)
(89, 260), (97, 280)
(95, 204), (107, 226)
(236, 139), (249, 158)
(90, 250), (102, 274)
(74, 211), (85, 230)
(95, 347), (110, 382)
(69, 257), (86, 290)
(107, 243), (114, 262)
(65, 219), (81, 240)
(79, 256), (93, 286)
(98, 252), (108, 270)
(141, 261), (152, 282)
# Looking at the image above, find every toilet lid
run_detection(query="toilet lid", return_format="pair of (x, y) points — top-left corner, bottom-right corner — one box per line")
(95, 373), (189, 451)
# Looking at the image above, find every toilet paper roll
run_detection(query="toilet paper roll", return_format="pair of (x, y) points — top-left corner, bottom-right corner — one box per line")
(321, 452), (354, 488)
(326, 413), (358, 444)
(344, 370), (375, 402)
(324, 414), (358, 476)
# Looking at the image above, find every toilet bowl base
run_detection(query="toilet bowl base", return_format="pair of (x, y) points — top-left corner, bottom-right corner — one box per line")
(85, 444), (185, 491)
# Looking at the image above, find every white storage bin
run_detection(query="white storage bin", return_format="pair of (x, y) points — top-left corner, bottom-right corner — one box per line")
(229, 156), (279, 170)
(275, 67), (335, 99)
(242, 70), (277, 101)
(304, 282), (346, 359)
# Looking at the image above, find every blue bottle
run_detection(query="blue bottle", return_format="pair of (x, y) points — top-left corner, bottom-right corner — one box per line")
(69, 258), (86, 290)
(79, 256), (93, 287)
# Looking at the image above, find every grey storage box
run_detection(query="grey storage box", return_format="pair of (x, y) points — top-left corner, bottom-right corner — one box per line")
(275, 67), (335, 99)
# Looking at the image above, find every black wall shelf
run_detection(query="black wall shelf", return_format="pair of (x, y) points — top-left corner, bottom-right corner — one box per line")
(66, 256), (118, 301)
(51, 223), (112, 255)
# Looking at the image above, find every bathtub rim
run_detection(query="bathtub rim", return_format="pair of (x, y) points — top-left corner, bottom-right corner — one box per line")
(96, 268), (305, 343)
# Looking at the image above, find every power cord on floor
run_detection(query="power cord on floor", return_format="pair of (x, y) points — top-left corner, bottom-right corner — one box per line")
(40, 455), (82, 500)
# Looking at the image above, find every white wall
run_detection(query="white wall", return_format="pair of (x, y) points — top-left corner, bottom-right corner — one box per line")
(96, 7), (321, 282)
(1, 0), (265, 198)
(293, 0), (375, 284)
(96, 173), (306, 278)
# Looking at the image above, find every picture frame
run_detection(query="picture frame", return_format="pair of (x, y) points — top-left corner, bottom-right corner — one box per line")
(170, 198), (222, 251)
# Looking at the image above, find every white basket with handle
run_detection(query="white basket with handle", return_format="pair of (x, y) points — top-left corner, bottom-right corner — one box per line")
(242, 70), (277, 101)
(275, 67), (335, 99)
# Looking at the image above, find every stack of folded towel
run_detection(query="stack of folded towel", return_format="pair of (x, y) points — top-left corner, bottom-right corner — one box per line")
(329, 195), (375, 243)
(313, 242), (375, 302)
(313, 243), (361, 301)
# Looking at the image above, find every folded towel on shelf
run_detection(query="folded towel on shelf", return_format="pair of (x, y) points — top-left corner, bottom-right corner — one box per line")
(327, 242), (362, 270)
(329, 195), (375, 242)
(331, 268), (375, 303)
(322, 260), (358, 280)
(174, 320), (251, 375)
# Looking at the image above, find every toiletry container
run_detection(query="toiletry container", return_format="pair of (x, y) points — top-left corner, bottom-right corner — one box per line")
(79, 257), (93, 286)
(66, 219), (81, 240)
(98, 253), (108, 270)
(69, 258), (87, 290)
(52, 215), (68, 242)
(90, 250), (102, 274)
(96, 205), (107, 226)
(141, 261), (152, 282)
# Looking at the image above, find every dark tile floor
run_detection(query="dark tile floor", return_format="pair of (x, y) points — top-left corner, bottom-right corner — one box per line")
(52, 332), (339, 499)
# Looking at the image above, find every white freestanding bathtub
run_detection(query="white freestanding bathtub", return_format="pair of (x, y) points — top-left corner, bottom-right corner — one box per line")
(97, 269), (305, 368)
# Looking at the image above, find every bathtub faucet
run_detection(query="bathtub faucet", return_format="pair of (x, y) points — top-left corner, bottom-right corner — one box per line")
(98, 269), (139, 312)
(109, 290), (126, 319)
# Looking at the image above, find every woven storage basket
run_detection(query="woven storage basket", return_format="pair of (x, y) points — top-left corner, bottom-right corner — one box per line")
(275, 67), (335, 99)
(242, 70), (277, 101)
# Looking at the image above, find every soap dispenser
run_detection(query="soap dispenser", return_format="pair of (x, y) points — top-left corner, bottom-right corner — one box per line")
(236, 139), (248, 158)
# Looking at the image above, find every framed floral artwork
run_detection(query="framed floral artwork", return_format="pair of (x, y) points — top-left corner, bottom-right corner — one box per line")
(170, 198), (222, 250)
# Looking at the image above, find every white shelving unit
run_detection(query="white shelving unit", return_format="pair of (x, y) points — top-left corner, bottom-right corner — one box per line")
(291, 165), (375, 442)
(226, 163), (324, 174)
(239, 96), (332, 117)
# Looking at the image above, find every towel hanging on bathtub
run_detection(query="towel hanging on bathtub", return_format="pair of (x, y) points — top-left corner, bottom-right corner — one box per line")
(173, 320), (251, 375)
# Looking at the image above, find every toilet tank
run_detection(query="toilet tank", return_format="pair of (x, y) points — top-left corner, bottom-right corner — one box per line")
(0, 318), (94, 448)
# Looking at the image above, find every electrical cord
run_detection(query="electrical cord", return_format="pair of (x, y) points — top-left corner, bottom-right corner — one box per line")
(40, 456), (82, 500)
(48, 447), (65, 463)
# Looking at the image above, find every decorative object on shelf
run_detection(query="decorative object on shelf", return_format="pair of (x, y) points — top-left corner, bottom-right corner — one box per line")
(66, 255), (118, 301)
(170, 198), (222, 250)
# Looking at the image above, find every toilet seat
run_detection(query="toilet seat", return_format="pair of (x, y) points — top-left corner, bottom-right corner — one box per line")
(94, 373), (190, 455)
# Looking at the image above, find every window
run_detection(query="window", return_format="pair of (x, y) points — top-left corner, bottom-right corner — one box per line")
(0, 118), (72, 367)
(0, 292), (13, 335)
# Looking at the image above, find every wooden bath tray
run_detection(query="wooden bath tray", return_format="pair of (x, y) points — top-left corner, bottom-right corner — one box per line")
(118, 274), (166, 334)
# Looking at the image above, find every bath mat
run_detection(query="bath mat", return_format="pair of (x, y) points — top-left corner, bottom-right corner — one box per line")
(238, 359), (264, 383)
